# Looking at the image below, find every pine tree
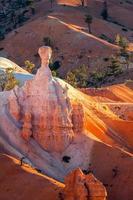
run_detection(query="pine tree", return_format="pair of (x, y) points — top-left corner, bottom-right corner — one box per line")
(108, 56), (123, 76)
(115, 34), (121, 46)
(101, 0), (108, 20)
(66, 65), (88, 88)
(85, 14), (93, 34)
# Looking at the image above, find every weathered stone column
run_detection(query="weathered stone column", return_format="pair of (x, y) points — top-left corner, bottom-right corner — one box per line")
(64, 168), (107, 200)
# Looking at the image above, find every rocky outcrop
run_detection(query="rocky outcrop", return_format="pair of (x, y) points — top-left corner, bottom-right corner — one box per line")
(64, 168), (107, 200)
(0, 46), (89, 180)
(7, 46), (75, 153)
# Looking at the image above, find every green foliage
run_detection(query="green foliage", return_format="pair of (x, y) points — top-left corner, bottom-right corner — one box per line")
(115, 34), (129, 51)
(66, 65), (88, 88)
(115, 34), (132, 71)
(66, 71), (77, 88)
(24, 60), (35, 73)
(0, 0), (35, 36)
(49, 59), (61, 77)
(115, 34), (121, 45)
(100, 34), (113, 43)
(52, 70), (59, 77)
(0, 68), (19, 91)
(0, 26), (5, 40)
(88, 55), (123, 87)
(0, 71), (6, 91)
(49, 60), (61, 71)
(121, 51), (132, 71)
(26, 0), (34, 6)
(43, 37), (53, 47)
(30, 5), (35, 15)
(85, 14), (92, 24)
(91, 71), (105, 82)
(107, 56), (123, 76)
(101, 8), (108, 20)
(101, 0), (108, 20)
(89, 71), (106, 87)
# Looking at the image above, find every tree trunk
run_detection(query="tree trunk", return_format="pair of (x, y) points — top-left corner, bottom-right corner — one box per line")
(50, 0), (53, 9)
(81, 0), (84, 7)
(88, 24), (92, 34)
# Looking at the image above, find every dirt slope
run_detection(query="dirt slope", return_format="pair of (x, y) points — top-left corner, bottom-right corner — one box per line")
(0, 0), (133, 80)
(80, 82), (133, 151)
(0, 153), (64, 200)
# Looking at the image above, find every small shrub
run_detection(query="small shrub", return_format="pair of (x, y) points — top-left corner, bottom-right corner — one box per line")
(0, 26), (5, 40)
(107, 56), (123, 76)
(0, 68), (19, 91)
(122, 28), (128, 32)
(89, 71), (106, 87)
(0, 32), (5, 40)
(103, 105), (107, 110)
(24, 60), (35, 73)
(52, 70), (59, 77)
(100, 34), (113, 43)
(43, 36), (53, 47)
(66, 71), (78, 88)
(30, 6), (35, 15)
(115, 34), (129, 52)
(66, 65), (88, 88)
(101, 8), (108, 20)
(49, 60), (61, 71)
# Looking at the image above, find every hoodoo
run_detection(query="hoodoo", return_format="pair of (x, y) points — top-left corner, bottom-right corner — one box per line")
(64, 168), (107, 200)
(0, 46), (91, 180)
(8, 46), (74, 153)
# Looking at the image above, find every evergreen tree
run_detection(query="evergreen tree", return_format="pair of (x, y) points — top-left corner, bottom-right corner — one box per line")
(66, 65), (88, 88)
(85, 14), (93, 34)
(108, 56), (123, 76)
(115, 34), (121, 46)
(101, 0), (108, 20)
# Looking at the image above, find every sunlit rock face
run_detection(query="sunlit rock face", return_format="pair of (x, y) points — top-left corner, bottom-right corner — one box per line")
(8, 46), (75, 152)
(0, 46), (91, 181)
(64, 168), (107, 200)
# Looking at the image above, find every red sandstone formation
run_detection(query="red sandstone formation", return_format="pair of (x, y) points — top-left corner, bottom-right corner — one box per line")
(64, 168), (107, 200)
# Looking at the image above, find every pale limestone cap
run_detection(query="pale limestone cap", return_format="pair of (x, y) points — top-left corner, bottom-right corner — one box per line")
(38, 46), (52, 66)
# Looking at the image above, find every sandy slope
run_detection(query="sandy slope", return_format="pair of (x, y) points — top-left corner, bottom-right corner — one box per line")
(79, 82), (133, 151)
(0, 153), (64, 200)
(0, 0), (133, 80)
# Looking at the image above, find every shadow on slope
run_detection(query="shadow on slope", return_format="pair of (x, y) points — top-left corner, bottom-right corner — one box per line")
(0, 153), (64, 200)
(88, 140), (133, 200)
